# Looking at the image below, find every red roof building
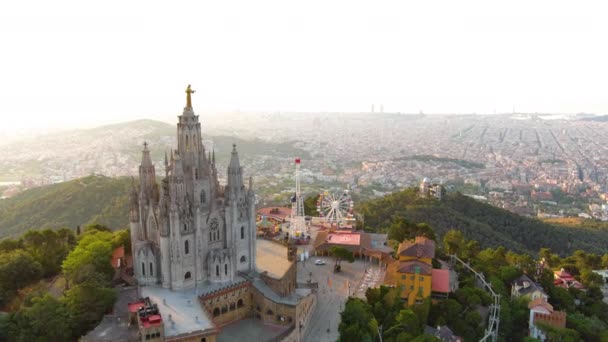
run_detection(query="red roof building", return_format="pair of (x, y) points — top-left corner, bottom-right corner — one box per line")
(554, 268), (585, 289)
(528, 297), (567, 339)
(431, 269), (451, 294)
(257, 207), (292, 221)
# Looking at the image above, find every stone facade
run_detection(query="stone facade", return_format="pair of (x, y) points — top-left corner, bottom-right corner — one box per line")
(260, 262), (297, 297)
(117, 87), (316, 342)
(130, 91), (256, 290)
(200, 282), (253, 327)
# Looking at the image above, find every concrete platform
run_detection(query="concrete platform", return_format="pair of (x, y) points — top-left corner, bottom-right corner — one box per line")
(217, 318), (289, 342)
(256, 239), (292, 279)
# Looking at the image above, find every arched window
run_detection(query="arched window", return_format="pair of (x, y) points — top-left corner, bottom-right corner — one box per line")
(230, 303), (235, 311)
(184, 240), (189, 254)
(142, 262), (146, 276)
(216, 265), (219, 277)
(183, 224), (187, 232)
(213, 308), (219, 317)
(237, 299), (243, 308)
(150, 262), (153, 276)
(185, 271), (191, 280)
(195, 168), (199, 179)
(224, 264), (228, 275)
(185, 135), (189, 150)
(240, 256), (246, 263)
(209, 231), (212, 241)
(200, 190), (206, 203)
(241, 226), (244, 239)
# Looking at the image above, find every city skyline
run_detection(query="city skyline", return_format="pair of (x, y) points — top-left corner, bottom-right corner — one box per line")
(1, 0), (608, 131)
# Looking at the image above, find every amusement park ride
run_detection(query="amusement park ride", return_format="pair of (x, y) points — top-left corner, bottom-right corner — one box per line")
(287, 158), (356, 240)
(317, 189), (355, 228)
(288, 158), (307, 238)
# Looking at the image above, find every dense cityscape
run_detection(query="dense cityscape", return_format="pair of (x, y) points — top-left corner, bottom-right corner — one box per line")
(3, 112), (608, 220)
(2, 1), (608, 341)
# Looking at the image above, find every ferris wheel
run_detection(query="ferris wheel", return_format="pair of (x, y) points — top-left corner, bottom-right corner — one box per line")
(317, 190), (355, 227)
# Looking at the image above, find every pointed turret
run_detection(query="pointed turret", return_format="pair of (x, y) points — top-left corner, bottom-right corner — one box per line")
(164, 151), (169, 176)
(226, 144), (244, 194)
(139, 142), (157, 204)
(247, 176), (255, 199)
(130, 177), (139, 223)
(141, 142), (153, 168)
(173, 153), (183, 177)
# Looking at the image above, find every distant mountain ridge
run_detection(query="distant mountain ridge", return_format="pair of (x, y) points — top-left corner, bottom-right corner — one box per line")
(0, 175), (130, 239)
(0, 119), (308, 181)
(357, 188), (608, 255)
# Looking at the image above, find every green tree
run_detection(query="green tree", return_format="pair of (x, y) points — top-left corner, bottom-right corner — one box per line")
(0, 250), (42, 294)
(23, 294), (72, 342)
(329, 246), (355, 270)
(63, 282), (116, 338)
(601, 253), (608, 268)
(0, 238), (22, 253)
(22, 229), (75, 277)
(536, 322), (582, 342)
(338, 298), (374, 342)
(303, 194), (320, 216)
(112, 228), (131, 255)
(579, 270), (604, 288)
(83, 223), (113, 233)
(388, 217), (436, 243)
(411, 335), (441, 342)
(384, 309), (421, 338)
(443, 230), (465, 256)
(62, 230), (114, 288)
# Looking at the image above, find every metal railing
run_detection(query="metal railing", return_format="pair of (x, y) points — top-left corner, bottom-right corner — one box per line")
(449, 255), (500, 342)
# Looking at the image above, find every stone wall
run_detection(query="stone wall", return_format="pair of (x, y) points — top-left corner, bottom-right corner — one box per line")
(282, 293), (316, 342)
(251, 288), (296, 326)
(200, 283), (253, 327)
(260, 261), (297, 297)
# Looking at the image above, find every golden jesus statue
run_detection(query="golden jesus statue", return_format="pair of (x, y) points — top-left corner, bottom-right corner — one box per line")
(186, 84), (196, 108)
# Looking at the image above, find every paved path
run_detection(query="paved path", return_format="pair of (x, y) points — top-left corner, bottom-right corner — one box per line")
(298, 256), (382, 342)
(295, 223), (385, 342)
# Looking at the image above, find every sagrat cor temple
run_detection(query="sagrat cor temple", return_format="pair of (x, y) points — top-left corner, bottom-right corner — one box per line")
(130, 84), (256, 289)
(112, 86), (314, 342)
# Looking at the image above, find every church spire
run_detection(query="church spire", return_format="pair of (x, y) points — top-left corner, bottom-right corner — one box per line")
(141, 142), (153, 168)
(139, 141), (157, 204)
(164, 151), (169, 176)
(228, 144), (240, 173)
(227, 144), (243, 192)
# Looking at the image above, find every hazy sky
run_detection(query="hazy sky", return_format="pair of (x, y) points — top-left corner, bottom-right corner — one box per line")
(1, 1), (607, 131)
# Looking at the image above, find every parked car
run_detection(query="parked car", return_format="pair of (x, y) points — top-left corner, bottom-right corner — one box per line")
(315, 260), (326, 265)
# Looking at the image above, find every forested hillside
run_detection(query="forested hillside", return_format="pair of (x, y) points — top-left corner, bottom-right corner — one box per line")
(357, 188), (608, 255)
(0, 175), (130, 239)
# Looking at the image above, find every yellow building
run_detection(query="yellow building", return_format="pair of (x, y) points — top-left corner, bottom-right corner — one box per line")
(385, 236), (435, 306)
